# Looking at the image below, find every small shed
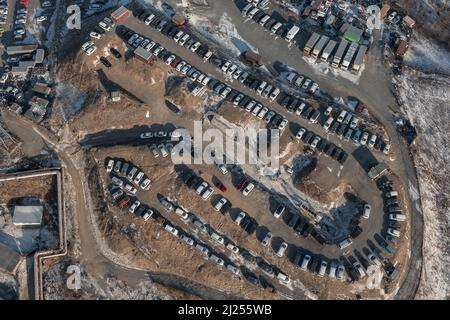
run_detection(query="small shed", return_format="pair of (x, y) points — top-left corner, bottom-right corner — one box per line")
(396, 39), (409, 56)
(172, 14), (186, 26)
(111, 6), (130, 24)
(134, 46), (153, 64)
(379, 4), (390, 20)
(402, 15), (416, 28)
(12, 205), (43, 227)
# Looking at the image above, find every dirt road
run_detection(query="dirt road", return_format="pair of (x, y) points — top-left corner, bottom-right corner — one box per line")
(1, 111), (242, 299)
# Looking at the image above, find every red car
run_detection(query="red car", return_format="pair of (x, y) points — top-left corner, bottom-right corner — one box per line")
(214, 180), (227, 192)
(236, 176), (248, 191)
(117, 196), (130, 208)
(170, 57), (181, 68)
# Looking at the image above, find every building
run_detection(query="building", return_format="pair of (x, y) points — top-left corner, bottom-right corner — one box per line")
(11, 66), (31, 78)
(34, 49), (45, 64)
(396, 39), (409, 56)
(134, 46), (153, 64)
(243, 50), (261, 66)
(380, 4), (391, 20)
(0, 242), (22, 273)
(368, 162), (389, 179)
(25, 96), (49, 122)
(110, 91), (121, 102)
(6, 44), (38, 55)
(172, 14), (186, 26)
(111, 6), (130, 24)
(344, 25), (363, 43)
(32, 82), (51, 96)
(8, 103), (23, 115)
(402, 15), (416, 28)
(12, 205), (43, 227)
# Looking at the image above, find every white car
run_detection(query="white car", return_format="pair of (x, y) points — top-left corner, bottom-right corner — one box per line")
(203, 50), (213, 62)
(301, 255), (311, 270)
(175, 207), (189, 220)
(318, 261), (328, 277)
(106, 160), (114, 172)
(277, 242), (288, 257)
(140, 178), (151, 190)
(242, 182), (254, 196)
(273, 205), (285, 219)
(233, 94), (244, 106)
(176, 61), (186, 72)
(390, 214), (406, 222)
(367, 253), (382, 267)
(214, 197), (227, 212)
(383, 144), (391, 155)
(165, 224), (179, 236)
(234, 211), (246, 225)
(129, 200), (141, 214)
(158, 144), (168, 157)
(201, 187), (214, 200)
(309, 82), (319, 94)
(362, 204), (371, 219)
(324, 106), (333, 116)
(261, 232), (272, 246)
(360, 132), (369, 145)
(85, 45), (97, 56)
(196, 181), (208, 195)
(226, 64), (238, 76)
(134, 172), (145, 185)
(338, 238), (353, 250)
(353, 262), (366, 278)
(140, 132), (153, 139)
(295, 128), (306, 140)
(387, 228), (401, 238)
(277, 118), (288, 131)
(218, 164), (228, 174)
(124, 184), (137, 194)
(180, 235), (195, 246)
(190, 41), (201, 52)
(165, 54), (176, 65)
(0, 73), (9, 84)
(142, 209), (154, 221)
(98, 21), (111, 32)
(368, 134), (377, 148)
(310, 136), (321, 149)
(90, 31), (102, 39)
(221, 61), (231, 73)
(149, 144), (159, 158)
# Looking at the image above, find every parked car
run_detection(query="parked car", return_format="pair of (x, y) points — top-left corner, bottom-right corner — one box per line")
(273, 205), (285, 218)
(362, 203), (371, 219)
(242, 182), (255, 196)
(277, 242), (288, 257)
(261, 232), (272, 246)
(214, 197), (228, 211)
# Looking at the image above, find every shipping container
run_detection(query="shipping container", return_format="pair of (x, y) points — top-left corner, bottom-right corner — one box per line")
(311, 35), (329, 59)
(331, 39), (348, 68)
(351, 45), (367, 72)
(341, 42), (359, 70)
(303, 32), (321, 56)
(320, 39), (337, 62)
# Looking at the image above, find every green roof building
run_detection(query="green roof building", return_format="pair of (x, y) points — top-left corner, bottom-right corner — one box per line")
(343, 25), (363, 43)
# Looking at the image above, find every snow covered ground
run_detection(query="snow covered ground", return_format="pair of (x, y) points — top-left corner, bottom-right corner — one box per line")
(404, 33), (450, 76)
(395, 68), (450, 299)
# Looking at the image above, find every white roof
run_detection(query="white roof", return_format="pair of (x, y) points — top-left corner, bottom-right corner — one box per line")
(12, 205), (43, 226)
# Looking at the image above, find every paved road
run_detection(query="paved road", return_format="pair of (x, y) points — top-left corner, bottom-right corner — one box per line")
(1, 111), (243, 300)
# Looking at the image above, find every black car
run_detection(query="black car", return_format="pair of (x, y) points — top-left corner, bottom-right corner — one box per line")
(330, 121), (340, 133)
(294, 218), (306, 234)
(253, 11), (265, 22)
(186, 175), (201, 189)
(100, 57), (112, 68)
(333, 147), (344, 160)
(325, 144), (336, 157)
(110, 47), (122, 59)
(167, 27), (179, 38)
(301, 223), (314, 237)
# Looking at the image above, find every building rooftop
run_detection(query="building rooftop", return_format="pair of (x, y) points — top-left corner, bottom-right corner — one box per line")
(343, 25), (363, 43)
(0, 242), (22, 273)
(6, 44), (39, 55)
(12, 205), (43, 226)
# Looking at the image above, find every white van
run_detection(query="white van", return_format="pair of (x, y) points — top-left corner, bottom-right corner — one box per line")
(318, 261), (328, 277)
(386, 191), (398, 198)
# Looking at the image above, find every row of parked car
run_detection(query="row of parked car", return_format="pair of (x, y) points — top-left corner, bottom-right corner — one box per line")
(106, 158), (152, 191)
(157, 195), (245, 277)
(130, 8), (298, 132)
(82, 16), (117, 56)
